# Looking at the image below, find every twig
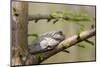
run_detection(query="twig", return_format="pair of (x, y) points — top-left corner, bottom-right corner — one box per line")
(28, 14), (53, 21)
(84, 39), (94, 45)
(28, 13), (88, 21)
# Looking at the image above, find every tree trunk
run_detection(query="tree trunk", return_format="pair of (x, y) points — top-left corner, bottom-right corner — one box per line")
(11, 1), (28, 66)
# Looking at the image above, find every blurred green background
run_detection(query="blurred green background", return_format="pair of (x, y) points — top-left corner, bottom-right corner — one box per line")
(28, 2), (96, 64)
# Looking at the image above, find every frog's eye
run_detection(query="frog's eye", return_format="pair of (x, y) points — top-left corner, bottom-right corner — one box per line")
(47, 46), (53, 50)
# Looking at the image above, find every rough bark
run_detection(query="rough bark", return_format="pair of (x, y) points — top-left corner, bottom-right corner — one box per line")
(11, 1), (29, 66)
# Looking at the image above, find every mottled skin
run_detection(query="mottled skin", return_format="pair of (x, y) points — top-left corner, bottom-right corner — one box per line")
(29, 31), (65, 54)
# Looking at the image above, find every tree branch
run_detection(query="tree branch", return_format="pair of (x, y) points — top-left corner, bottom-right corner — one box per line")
(28, 13), (90, 21)
(28, 13), (54, 21)
(24, 28), (95, 65)
(38, 28), (95, 63)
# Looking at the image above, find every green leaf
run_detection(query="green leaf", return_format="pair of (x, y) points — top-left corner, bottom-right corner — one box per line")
(66, 12), (90, 21)
(77, 44), (85, 48)
(28, 33), (38, 38)
(36, 53), (44, 61)
(14, 13), (19, 17)
(62, 44), (68, 49)
(13, 7), (16, 12)
(75, 23), (85, 37)
(50, 12), (57, 18)
(76, 31), (80, 36)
